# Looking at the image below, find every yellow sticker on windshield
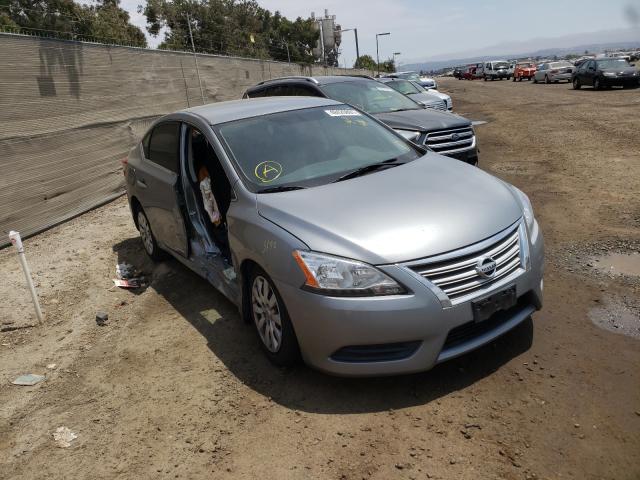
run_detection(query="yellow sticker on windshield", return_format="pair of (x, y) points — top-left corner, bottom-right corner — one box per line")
(254, 161), (283, 183)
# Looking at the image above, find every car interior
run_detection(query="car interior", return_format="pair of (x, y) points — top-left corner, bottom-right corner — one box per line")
(184, 126), (233, 263)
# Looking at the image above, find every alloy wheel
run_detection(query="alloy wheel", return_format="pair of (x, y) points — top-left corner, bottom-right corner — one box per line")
(252, 275), (283, 353)
(137, 211), (154, 256)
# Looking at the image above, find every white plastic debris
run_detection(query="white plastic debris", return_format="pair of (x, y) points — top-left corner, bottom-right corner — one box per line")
(46, 363), (57, 370)
(116, 263), (136, 280)
(53, 426), (77, 448)
(12, 374), (45, 386)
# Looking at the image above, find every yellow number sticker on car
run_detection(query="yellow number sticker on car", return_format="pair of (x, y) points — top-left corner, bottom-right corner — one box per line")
(254, 161), (283, 183)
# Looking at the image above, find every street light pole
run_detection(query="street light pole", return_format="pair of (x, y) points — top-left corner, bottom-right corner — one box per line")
(376, 32), (390, 76)
(341, 28), (360, 67)
(393, 52), (401, 71)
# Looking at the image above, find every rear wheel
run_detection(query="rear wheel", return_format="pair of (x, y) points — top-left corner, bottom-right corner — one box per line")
(250, 267), (300, 367)
(136, 208), (164, 261)
(572, 77), (581, 90)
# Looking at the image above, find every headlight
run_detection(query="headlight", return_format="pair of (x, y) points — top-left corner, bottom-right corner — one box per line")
(603, 72), (616, 77)
(292, 250), (406, 296)
(394, 129), (421, 142)
(511, 187), (535, 229)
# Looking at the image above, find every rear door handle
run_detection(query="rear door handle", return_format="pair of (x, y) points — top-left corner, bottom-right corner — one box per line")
(136, 179), (147, 189)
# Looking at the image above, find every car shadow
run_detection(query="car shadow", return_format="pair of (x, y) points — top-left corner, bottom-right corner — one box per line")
(112, 237), (534, 414)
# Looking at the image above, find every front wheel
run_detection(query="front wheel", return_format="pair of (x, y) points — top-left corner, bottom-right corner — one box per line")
(250, 267), (300, 367)
(572, 77), (581, 90)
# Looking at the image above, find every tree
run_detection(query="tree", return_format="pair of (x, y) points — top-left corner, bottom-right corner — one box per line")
(0, 0), (146, 46)
(379, 58), (395, 73)
(354, 54), (376, 70)
(143, 0), (318, 63)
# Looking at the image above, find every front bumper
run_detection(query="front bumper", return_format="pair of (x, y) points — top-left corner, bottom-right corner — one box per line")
(277, 220), (544, 376)
(601, 76), (639, 87)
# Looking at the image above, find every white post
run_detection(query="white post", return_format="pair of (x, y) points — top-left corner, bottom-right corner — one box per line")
(8, 231), (43, 325)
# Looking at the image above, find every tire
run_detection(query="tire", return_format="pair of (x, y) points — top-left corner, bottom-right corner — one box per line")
(572, 77), (581, 90)
(136, 208), (164, 261)
(594, 77), (601, 90)
(249, 266), (300, 367)
(533, 76), (538, 84)
(527, 77), (531, 81)
(545, 75), (550, 84)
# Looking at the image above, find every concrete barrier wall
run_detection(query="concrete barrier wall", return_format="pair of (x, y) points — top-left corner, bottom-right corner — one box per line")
(0, 33), (368, 245)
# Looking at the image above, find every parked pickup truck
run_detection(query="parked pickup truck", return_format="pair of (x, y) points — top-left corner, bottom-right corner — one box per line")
(513, 62), (536, 81)
(479, 60), (512, 81)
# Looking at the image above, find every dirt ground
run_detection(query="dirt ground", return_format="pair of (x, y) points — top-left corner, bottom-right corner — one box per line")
(1, 77), (639, 480)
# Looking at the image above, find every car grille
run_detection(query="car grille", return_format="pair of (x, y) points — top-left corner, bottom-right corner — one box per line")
(408, 225), (523, 303)
(423, 100), (447, 112)
(423, 126), (475, 154)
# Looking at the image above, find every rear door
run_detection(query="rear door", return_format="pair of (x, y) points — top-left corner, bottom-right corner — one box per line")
(138, 121), (188, 256)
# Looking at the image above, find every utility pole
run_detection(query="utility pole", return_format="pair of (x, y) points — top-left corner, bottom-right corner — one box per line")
(354, 28), (360, 66)
(186, 12), (206, 105)
(285, 41), (291, 63)
(376, 32), (390, 76)
(341, 28), (360, 67)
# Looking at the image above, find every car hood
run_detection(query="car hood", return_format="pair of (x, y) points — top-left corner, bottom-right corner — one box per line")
(374, 108), (469, 132)
(420, 89), (449, 101)
(256, 154), (522, 265)
(408, 92), (445, 105)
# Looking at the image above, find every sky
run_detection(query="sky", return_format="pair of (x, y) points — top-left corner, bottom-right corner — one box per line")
(121, 0), (640, 66)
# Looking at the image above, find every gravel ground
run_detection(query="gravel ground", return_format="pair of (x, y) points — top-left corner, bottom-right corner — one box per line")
(1, 77), (639, 480)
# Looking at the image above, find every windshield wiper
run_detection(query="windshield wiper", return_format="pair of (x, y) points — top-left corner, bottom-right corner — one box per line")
(333, 158), (403, 183)
(257, 185), (306, 194)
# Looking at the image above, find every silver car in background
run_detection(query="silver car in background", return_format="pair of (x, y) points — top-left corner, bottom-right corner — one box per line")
(534, 61), (575, 83)
(124, 97), (544, 376)
(378, 77), (451, 111)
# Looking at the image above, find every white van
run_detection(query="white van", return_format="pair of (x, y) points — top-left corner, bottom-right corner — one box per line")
(479, 60), (512, 81)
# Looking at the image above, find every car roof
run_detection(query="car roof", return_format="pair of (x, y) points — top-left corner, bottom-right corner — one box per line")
(180, 97), (342, 125)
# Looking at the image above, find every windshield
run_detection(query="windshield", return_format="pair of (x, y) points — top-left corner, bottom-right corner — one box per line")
(517, 63), (533, 68)
(321, 80), (421, 114)
(550, 61), (573, 68)
(596, 59), (630, 69)
(493, 62), (510, 69)
(386, 80), (422, 95)
(394, 72), (421, 81)
(215, 105), (420, 192)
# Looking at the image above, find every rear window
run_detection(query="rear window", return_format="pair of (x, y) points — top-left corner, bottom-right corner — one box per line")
(320, 80), (420, 115)
(148, 122), (180, 173)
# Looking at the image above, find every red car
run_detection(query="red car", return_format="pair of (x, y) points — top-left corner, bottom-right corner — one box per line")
(513, 62), (536, 81)
(463, 66), (478, 80)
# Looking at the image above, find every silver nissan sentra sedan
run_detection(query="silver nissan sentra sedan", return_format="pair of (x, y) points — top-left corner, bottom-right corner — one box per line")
(123, 96), (544, 376)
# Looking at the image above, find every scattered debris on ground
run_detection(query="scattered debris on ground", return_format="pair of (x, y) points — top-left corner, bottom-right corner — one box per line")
(11, 374), (45, 386)
(52, 427), (77, 448)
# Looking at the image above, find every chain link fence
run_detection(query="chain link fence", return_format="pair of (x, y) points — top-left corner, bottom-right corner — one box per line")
(0, 32), (367, 247)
